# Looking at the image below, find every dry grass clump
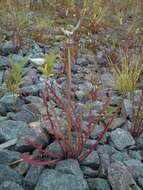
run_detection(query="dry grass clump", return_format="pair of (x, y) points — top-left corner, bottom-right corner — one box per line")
(109, 49), (143, 95)
(109, 48), (143, 137)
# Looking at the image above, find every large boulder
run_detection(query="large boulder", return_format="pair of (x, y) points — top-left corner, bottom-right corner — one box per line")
(35, 169), (89, 190)
(108, 162), (140, 190)
(109, 128), (135, 150)
(0, 120), (28, 143)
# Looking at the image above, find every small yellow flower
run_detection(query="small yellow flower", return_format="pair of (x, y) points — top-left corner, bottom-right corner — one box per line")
(41, 52), (57, 77)
(95, 85), (101, 90)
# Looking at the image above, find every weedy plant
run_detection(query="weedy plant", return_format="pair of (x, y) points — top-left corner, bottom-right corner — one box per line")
(5, 56), (29, 97)
(20, 81), (121, 165)
(129, 89), (143, 137)
(109, 48), (143, 137)
(0, 0), (31, 49)
(83, 0), (108, 31)
(20, 25), (121, 166)
(109, 49), (143, 95)
(85, 67), (102, 102)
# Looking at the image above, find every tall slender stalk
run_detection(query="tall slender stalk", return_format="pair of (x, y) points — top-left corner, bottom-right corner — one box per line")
(66, 38), (72, 145)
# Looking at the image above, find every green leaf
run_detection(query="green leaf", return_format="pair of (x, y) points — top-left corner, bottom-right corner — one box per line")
(105, 106), (117, 115)
(41, 51), (57, 77)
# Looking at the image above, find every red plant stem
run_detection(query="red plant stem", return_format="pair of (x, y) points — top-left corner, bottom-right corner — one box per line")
(42, 86), (75, 157)
(20, 155), (60, 166)
(45, 82), (66, 110)
(78, 100), (123, 161)
(25, 139), (61, 159)
(84, 109), (93, 144)
(78, 115), (115, 161)
(72, 111), (84, 158)
(41, 90), (66, 155)
(65, 41), (73, 149)
(132, 90), (143, 130)
(77, 112), (84, 154)
(62, 45), (67, 74)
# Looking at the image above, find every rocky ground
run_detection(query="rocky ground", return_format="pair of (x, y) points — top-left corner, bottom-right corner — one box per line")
(0, 40), (143, 190)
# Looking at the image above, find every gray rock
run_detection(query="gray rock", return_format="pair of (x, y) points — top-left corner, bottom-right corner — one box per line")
(81, 166), (98, 178)
(77, 54), (95, 66)
(0, 120), (28, 143)
(109, 117), (125, 130)
(8, 110), (38, 123)
(110, 151), (130, 163)
(87, 178), (111, 190)
(0, 116), (7, 121)
(22, 69), (38, 86)
(47, 142), (63, 157)
(71, 64), (79, 73)
(89, 101), (104, 112)
(24, 165), (44, 190)
(35, 169), (89, 190)
(0, 165), (23, 185)
(137, 177), (143, 189)
(0, 94), (24, 112)
(0, 181), (24, 190)
(124, 159), (143, 178)
(23, 103), (42, 119)
(110, 128), (135, 150)
(55, 159), (83, 178)
(83, 54), (96, 64)
(97, 144), (116, 156)
(0, 149), (20, 165)
(77, 58), (88, 66)
(24, 42), (43, 57)
(128, 150), (142, 161)
(29, 58), (45, 66)
(0, 103), (7, 115)
(20, 83), (44, 95)
(0, 56), (9, 68)
(29, 121), (47, 138)
(0, 41), (16, 56)
(81, 151), (100, 168)
(111, 95), (122, 105)
(135, 89), (143, 101)
(130, 185), (142, 190)
(123, 99), (133, 116)
(108, 162), (137, 190)
(25, 96), (42, 104)
(101, 73), (115, 88)
(90, 124), (104, 139)
(22, 76), (35, 86)
(54, 63), (62, 70)
(0, 71), (4, 84)
(75, 90), (86, 101)
(136, 134), (143, 149)
(9, 54), (24, 63)
(15, 128), (47, 152)
(0, 86), (4, 98)
(79, 82), (93, 91)
(84, 139), (98, 149)
(6, 112), (15, 118)
(98, 153), (110, 178)
(14, 161), (30, 176)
